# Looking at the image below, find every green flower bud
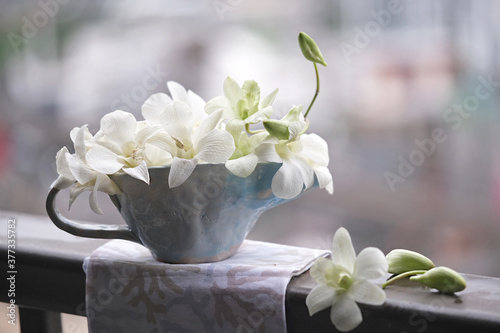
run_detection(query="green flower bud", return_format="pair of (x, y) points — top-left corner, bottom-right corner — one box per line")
(263, 119), (290, 140)
(410, 266), (467, 294)
(298, 32), (327, 67)
(386, 249), (435, 275)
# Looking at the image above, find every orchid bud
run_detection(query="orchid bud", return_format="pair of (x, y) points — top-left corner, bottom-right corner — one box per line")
(298, 32), (327, 67)
(410, 266), (467, 294)
(263, 119), (290, 140)
(386, 249), (435, 275)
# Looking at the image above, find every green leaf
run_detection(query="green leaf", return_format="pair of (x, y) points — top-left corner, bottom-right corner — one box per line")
(298, 32), (327, 67)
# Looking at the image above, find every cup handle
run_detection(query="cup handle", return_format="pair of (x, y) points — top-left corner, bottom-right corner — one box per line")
(46, 186), (141, 243)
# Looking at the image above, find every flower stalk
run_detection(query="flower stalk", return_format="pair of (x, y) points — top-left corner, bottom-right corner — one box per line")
(304, 62), (320, 118)
(298, 32), (327, 119)
(382, 270), (428, 289)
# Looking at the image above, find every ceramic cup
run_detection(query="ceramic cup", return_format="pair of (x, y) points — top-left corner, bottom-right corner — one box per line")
(46, 163), (304, 263)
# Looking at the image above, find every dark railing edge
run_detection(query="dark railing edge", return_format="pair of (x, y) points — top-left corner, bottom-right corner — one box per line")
(1, 210), (500, 333)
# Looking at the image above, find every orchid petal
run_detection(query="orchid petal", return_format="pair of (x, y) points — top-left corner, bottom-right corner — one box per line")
(248, 132), (270, 147)
(160, 102), (193, 143)
(306, 284), (337, 316)
(144, 144), (172, 166)
(94, 175), (121, 195)
(314, 166), (334, 193)
(244, 106), (273, 124)
(261, 135), (280, 144)
(89, 174), (108, 215)
(225, 154), (258, 177)
(225, 119), (245, 141)
(52, 175), (75, 190)
(259, 88), (279, 109)
(271, 158), (304, 199)
(226, 118), (245, 136)
(195, 129), (235, 163)
(204, 96), (232, 118)
(135, 125), (162, 145)
(70, 125), (93, 146)
(141, 93), (172, 124)
(349, 280), (386, 306)
(74, 125), (89, 162)
(353, 247), (388, 280)
(242, 80), (260, 111)
(69, 183), (92, 210)
(331, 227), (356, 272)
(295, 157), (314, 190)
(330, 295), (362, 332)
(187, 90), (207, 124)
(86, 145), (124, 175)
(193, 109), (223, 144)
(67, 154), (96, 185)
(288, 120), (307, 140)
(300, 133), (329, 166)
(326, 181), (334, 195)
(167, 81), (188, 104)
(135, 120), (152, 133)
(310, 257), (336, 285)
(99, 111), (136, 148)
(123, 161), (150, 184)
(168, 157), (198, 188)
(254, 143), (281, 163)
(282, 105), (304, 122)
(223, 76), (243, 104)
(145, 132), (177, 156)
(56, 147), (74, 180)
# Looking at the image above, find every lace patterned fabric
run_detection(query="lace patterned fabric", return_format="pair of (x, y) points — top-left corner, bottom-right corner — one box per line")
(84, 239), (329, 332)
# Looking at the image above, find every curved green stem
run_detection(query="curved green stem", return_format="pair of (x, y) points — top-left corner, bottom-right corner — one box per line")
(304, 62), (320, 118)
(382, 270), (428, 289)
(245, 123), (265, 135)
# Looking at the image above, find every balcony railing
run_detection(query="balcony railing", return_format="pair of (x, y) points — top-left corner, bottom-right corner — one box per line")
(1, 210), (500, 333)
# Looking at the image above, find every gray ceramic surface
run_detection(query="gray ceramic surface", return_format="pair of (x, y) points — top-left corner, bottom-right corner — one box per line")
(46, 163), (305, 263)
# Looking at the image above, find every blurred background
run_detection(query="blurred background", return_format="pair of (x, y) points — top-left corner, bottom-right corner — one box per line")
(0, 0), (499, 283)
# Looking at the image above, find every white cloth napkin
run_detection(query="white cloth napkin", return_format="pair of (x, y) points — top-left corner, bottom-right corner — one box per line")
(83, 239), (329, 333)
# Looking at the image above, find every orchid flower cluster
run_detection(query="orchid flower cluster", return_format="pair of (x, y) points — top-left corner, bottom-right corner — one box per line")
(53, 33), (334, 214)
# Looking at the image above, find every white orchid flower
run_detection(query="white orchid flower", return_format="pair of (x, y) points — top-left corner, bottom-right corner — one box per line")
(225, 131), (279, 178)
(87, 110), (176, 184)
(157, 101), (235, 187)
(204, 77), (278, 129)
(306, 227), (388, 332)
(270, 133), (333, 199)
(142, 81), (207, 127)
(55, 125), (121, 214)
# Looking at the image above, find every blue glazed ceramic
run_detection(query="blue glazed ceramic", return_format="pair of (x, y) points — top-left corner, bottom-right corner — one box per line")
(46, 163), (309, 263)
